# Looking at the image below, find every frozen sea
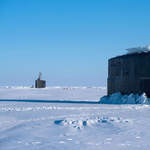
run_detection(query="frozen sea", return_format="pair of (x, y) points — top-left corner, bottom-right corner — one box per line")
(0, 86), (150, 150)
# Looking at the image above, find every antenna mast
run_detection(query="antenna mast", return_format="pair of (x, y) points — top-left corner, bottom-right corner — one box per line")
(38, 72), (42, 80)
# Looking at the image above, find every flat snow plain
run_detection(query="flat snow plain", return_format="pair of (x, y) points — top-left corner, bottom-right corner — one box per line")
(0, 86), (150, 150)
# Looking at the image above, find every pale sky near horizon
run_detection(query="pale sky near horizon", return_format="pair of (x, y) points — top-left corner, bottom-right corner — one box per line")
(1, 0), (150, 86)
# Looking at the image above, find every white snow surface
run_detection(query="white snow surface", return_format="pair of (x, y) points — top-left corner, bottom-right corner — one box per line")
(0, 86), (150, 150)
(99, 92), (150, 104)
(0, 86), (106, 101)
(126, 45), (150, 54)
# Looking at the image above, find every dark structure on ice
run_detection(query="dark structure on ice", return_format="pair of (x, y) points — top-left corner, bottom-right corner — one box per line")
(108, 46), (150, 97)
(35, 72), (46, 88)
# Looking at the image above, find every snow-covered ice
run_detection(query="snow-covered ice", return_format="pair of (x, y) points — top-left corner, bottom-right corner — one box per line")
(126, 45), (150, 54)
(0, 86), (150, 150)
(99, 92), (150, 104)
(0, 86), (106, 101)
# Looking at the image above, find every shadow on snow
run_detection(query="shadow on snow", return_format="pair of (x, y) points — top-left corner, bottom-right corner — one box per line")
(0, 99), (100, 104)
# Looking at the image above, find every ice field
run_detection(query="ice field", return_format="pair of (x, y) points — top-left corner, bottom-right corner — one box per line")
(0, 86), (150, 150)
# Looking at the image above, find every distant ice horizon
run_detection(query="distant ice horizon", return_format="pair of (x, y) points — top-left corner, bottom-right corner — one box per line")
(0, 85), (106, 88)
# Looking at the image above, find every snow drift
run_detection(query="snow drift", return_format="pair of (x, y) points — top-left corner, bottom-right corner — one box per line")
(126, 45), (150, 54)
(99, 92), (150, 104)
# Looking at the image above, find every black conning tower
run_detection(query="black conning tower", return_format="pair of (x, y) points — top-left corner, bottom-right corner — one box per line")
(35, 72), (46, 88)
(108, 51), (150, 97)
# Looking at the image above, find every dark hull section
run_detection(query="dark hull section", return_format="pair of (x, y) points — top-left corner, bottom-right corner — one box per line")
(108, 52), (150, 97)
(35, 80), (46, 88)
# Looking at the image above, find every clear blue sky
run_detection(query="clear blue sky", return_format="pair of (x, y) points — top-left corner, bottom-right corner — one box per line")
(0, 0), (150, 86)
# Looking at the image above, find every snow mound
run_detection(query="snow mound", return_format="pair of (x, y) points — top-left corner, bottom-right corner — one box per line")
(99, 92), (150, 104)
(126, 45), (150, 54)
(54, 116), (131, 130)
